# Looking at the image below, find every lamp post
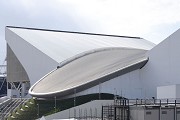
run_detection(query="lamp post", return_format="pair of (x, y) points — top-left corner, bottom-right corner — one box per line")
(74, 89), (76, 107)
(114, 88), (117, 100)
(37, 103), (39, 118)
(74, 89), (76, 118)
(99, 82), (101, 100)
(54, 96), (57, 112)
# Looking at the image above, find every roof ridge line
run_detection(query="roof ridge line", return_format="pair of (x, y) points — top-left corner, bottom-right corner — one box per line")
(6, 26), (142, 39)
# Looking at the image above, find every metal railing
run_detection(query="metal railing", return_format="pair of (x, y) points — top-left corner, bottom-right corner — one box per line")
(128, 98), (180, 106)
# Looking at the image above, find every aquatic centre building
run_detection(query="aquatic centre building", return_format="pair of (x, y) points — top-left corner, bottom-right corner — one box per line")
(5, 26), (180, 99)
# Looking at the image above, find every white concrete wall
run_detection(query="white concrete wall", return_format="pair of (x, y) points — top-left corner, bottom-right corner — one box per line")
(44, 100), (114, 120)
(140, 28), (180, 99)
(145, 109), (159, 120)
(157, 85), (176, 99)
(157, 84), (180, 99)
(161, 109), (174, 120)
(130, 107), (145, 120)
(177, 109), (180, 120)
(176, 84), (180, 98)
(6, 28), (58, 85)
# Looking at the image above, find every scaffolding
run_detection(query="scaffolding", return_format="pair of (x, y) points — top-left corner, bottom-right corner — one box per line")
(102, 99), (130, 120)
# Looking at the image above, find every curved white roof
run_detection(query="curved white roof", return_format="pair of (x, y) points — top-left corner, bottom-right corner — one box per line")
(8, 27), (155, 63)
(6, 26), (155, 86)
(29, 47), (148, 98)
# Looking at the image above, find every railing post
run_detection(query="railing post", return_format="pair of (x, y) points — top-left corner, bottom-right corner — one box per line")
(154, 98), (156, 104)
(54, 96), (56, 112)
(175, 100), (177, 120)
(37, 103), (39, 118)
(159, 100), (161, 120)
(101, 106), (104, 120)
(74, 89), (76, 107)
(114, 106), (116, 120)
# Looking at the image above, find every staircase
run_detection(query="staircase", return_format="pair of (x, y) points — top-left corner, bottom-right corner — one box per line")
(0, 98), (29, 119)
(102, 99), (130, 120)
(102, 105), (114, 120)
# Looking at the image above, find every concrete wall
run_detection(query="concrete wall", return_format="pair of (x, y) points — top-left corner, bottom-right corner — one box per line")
(161, 108), (174, 120)
(157, 84), (180, 99)
(145, 109), (159, 120)
(177, 109), (180, 120)
(6, 28), (58, 85)
(130, 106), (145, 120)
(130, 106), (177, 120)
(176, 84), (180, 98)
(44, 100), (114, 120)
(44, 103), (179, 120)
(7, 44), (29, 82)
(157, 85), (176, 99)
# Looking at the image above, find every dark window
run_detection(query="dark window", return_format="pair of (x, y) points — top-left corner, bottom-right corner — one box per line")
(146, 111), (151, 115)
(162, 111), (167, 114)
(177, 111), (180, 114)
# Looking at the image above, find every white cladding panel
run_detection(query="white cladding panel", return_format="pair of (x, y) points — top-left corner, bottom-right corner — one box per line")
(176, 85), (180, 98)
(45, 100), (114, 120)
(73, 69), (144, 99)
(140, 28), (180, 98)
(29, 48), (147, 97)
(157, 84), (180, 99)
(157, 85), (176, 99)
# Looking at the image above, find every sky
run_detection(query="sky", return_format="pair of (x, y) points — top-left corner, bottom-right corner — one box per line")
(1, 0), (180, 64)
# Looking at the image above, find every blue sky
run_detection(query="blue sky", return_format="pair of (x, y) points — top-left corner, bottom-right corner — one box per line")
(1, 0), (180, 64)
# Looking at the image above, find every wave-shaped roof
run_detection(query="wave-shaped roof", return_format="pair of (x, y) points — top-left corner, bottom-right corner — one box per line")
(7, 26), (155, 63)
(29, 47), (148, 98)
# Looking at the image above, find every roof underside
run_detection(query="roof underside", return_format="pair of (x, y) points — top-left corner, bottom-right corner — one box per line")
(29, 47), (148, 98)
(7, 27), (155, 63)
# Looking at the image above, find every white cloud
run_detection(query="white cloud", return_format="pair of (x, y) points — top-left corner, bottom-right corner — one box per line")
(1, 0), (180, 63)
(0, 0), (180, 45)
(2, 0), (180, 43)
(55, 0), (180, 43)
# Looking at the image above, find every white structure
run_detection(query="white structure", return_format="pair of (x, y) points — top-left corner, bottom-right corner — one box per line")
(140, 29), (180, 98)
(29, 48), (148, 98)
(5, 26), (180, 99)
(44, 100), (114, 120)
(157, 84), (180, 99)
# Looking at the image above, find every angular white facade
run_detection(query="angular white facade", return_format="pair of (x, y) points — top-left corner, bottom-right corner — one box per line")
(6, 26), (180, 99)
(140, 28), (180, 98)
(157, 84), (180, 99)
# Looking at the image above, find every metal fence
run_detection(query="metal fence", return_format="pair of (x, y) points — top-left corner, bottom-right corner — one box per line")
(102, 98), (180, 120)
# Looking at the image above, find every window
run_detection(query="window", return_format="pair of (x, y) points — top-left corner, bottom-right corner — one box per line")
(162, 111), (167, 114)
(146, 111), (151, 115)
(177, 111), (180, 114)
